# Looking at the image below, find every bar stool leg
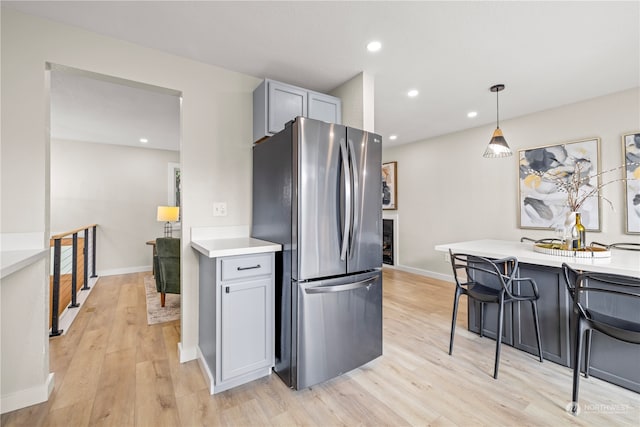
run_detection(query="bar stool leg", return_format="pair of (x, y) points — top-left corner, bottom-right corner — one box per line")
(531, 300), (543, 362)
(449, 287), (461, 355)
(584, 330), (592, 378)
(571, 321), (585, 415)
(494, 297), (505, 379)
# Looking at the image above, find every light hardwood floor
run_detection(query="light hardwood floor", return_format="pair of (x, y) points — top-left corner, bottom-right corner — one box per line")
(2, 269), (639, 426)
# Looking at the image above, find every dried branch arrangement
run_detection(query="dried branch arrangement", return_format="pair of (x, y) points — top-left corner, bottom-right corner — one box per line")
(529, 161), (640, 212)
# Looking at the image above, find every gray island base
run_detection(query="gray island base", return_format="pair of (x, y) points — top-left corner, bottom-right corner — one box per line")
(436, 239), (640, 393)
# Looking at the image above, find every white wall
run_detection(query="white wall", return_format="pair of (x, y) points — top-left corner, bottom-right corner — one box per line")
(50, 139), (179, 274)
(330, 72), (375, 132)
(383, 88), (640, 279)
(0, 258), (54, 413)
(1, 7), (260, 407)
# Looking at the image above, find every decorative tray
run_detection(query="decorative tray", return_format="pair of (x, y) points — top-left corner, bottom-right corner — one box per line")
(533, 243), (611, 258)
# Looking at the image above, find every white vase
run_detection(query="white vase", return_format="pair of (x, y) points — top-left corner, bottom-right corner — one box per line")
(564, 211), (576, 230)
(554, 211), (574, 249)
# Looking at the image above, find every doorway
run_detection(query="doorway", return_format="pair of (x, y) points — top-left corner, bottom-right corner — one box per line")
(47, 63), (182, 332)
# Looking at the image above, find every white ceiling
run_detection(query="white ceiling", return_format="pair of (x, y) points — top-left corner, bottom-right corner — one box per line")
(50, 67), (181, 151)
(6, 1), (640, 149)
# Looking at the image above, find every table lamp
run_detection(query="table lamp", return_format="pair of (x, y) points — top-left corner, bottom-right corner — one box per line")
(157, 206), (180, 237)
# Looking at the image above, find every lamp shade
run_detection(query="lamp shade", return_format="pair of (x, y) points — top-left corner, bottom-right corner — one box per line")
(483, 84), (513, 158)
(157, 206), (179, 222)
(483, 128), (512, 158)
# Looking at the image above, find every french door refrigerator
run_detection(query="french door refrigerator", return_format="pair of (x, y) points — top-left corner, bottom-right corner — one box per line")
(252, 116), (383, 389)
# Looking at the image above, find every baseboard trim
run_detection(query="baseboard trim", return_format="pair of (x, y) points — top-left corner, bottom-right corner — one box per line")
(98, 266), (151, 276)
(392, 264), (453, 283)
(196, 346), (215, 395)
(0, 372), (55, 414)
(178, 342), (197, 363)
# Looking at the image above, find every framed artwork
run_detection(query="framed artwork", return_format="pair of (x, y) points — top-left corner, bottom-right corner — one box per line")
(623, 132), (640, 234)
(382, 161), (397, 210)
(518, 138), (601, 231)
(168, 162), (181, 221)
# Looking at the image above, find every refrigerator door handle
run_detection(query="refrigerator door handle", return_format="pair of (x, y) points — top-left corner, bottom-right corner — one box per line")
(304, 276), (377, 294)
(339, 138), (351, 261)
(347, 138), (359, 258)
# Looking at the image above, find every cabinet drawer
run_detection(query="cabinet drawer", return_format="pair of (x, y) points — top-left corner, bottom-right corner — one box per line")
(220, 254), (272, 281)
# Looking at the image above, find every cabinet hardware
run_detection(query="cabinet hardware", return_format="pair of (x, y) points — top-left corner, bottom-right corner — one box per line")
(237, 264), (261, 271)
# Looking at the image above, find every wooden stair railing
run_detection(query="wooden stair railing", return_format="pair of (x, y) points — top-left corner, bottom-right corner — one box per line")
(50, 224), (98, 336)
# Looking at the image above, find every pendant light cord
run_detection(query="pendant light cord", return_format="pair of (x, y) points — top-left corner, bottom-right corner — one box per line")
(496, 89), (500, 129)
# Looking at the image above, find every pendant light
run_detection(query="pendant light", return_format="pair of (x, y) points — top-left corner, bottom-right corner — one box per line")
(483, 84), (513, 158)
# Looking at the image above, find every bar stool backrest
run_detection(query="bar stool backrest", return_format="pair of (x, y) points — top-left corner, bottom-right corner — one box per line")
(574, 271), (640, 330)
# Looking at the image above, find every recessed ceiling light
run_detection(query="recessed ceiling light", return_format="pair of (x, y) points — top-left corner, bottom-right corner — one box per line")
(389, 135), (398, 141)
(467, 111), (478, 118)
(367, 41), (382, 52)
(407, 89), (419, 98)
(139, 138), (148, 143)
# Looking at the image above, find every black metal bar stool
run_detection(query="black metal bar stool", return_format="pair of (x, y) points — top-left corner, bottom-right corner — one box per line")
(448, 250), (543, 379)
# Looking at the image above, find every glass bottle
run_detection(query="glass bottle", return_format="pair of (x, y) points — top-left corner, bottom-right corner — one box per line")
(572, 212), (586, 250)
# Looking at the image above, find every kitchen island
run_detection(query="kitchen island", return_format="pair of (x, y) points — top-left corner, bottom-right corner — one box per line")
(435, 239), (640, 278)
(435, 239), (640, 393)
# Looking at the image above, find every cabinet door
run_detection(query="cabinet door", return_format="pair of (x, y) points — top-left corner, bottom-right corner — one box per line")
(466, 262), (513, 345)
(468, 301), (513, 345)
(268, 81), (307, 135)
(581, 329), (640, 392)
(308, 91), (342, 124)
(220, 278), (271, 382)
(514, 264), (570, 366)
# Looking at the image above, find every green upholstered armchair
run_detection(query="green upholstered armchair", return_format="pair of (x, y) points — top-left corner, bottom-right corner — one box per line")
(153, 237), (180, 307)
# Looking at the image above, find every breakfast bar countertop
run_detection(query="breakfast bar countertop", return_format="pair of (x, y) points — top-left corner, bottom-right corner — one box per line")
(191, 237), (281, 258)
(435, 239), (640, 278)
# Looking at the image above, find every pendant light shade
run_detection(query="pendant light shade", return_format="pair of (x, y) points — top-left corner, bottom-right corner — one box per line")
(483, 84), (513, 158)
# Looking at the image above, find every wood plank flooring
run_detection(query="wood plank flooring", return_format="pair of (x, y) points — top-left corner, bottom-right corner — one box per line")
(2, 269), (639, 426)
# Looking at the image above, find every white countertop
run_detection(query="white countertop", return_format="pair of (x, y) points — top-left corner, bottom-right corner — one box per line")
(191, 237), (281, 258)
(1, 249), (48, 279)
(435, 239), (640, 278)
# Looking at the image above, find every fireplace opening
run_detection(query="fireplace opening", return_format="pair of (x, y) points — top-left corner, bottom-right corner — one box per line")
(383, 219), (394, 265)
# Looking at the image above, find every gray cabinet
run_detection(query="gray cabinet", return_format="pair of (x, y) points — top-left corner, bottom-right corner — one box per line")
(467, 300), (513, 346)
(198, 252), (274, 394)
(253, 79), (341, 142)
(513, 264), (571, 366)
(266, 81), (307, 137)
(466, 261), (514, 345)
(220, 276), (271, 382)
(308, 91), (342, 125)
(581, 324), (640, 393)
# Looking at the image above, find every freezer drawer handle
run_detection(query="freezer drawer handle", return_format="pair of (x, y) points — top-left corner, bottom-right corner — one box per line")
(237, 264), (261, 271)
(305, 276), (377, 294)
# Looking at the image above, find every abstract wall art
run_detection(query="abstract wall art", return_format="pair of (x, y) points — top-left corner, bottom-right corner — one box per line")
(382, 161), (397, 210)
(518, 138), (601, 231)
(623, 132), (640, 234)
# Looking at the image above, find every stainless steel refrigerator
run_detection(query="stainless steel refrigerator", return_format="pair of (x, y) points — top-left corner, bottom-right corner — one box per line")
(252, 116), (383, 390)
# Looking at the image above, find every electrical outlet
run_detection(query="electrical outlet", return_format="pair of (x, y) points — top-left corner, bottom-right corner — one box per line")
(444, 252), (450, 263)
(213, 202), (227, 217)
